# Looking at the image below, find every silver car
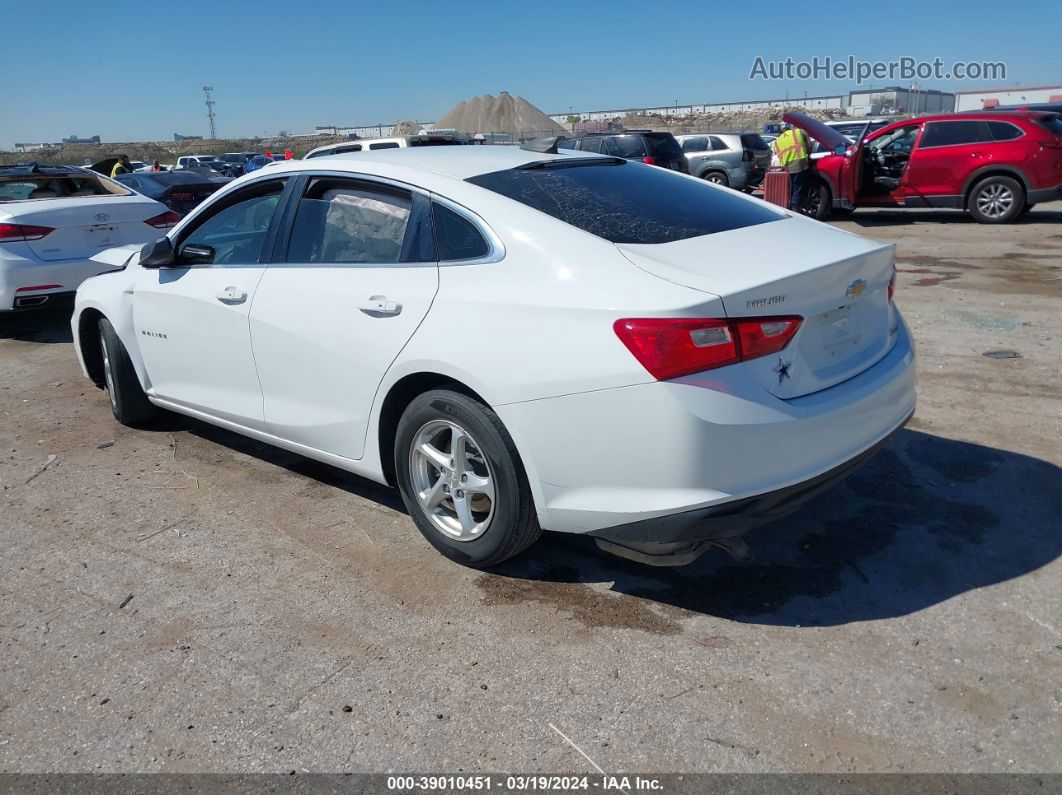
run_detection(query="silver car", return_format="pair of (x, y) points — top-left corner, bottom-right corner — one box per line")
(675, 133), (771, 190)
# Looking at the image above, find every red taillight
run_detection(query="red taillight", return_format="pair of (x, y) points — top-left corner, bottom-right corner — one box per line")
(642, 156), (657, 165)
(0, 223), (54, 242)
(169, 192), (193, 201)
(145, 210), (180, 229)
(613, 316), (802, 381)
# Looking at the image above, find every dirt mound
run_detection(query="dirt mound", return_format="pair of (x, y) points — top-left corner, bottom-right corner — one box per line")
(620, 105), (847, 133)
(391, 120), (422, 136)
(436, 92), (565, 137)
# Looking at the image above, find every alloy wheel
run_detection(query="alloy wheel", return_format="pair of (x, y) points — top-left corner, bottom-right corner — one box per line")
(409, 419), (496, 541)
(976, 183), (1014, 218)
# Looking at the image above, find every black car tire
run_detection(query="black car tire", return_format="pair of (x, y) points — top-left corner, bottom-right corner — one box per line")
(807, 180), (833, 220)
(98, 317), (158, 426)
(395, 389), (541, 568)
(702, 171), (729, 186)
(967, 176), (1025, 224)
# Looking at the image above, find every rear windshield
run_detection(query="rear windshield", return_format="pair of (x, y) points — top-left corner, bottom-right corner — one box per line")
(466, 160), (780, 244)
(740, 133), (770, 150)
(1038, 115), (1062, 134)
(644, 134), (683, 159)
(0, 174), (128, 201)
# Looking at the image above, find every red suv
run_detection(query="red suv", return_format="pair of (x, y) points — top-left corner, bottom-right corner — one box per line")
(787, 111), (1062, 223)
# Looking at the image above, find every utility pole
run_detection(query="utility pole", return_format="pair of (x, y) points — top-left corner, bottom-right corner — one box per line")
(203, 86), (217, 139)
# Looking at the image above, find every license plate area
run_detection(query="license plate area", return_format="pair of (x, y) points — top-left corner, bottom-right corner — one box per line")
(85, 225), (116, 247)
(819, 304), (863, 357)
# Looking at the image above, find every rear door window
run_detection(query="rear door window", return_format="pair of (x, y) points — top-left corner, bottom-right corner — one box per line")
(920, 120), (992, 148)
(645, 134), (683, 160)
(709, 136), (728, 151)
(680, 136), (708, 153)
(467, 160), (780, 244)
(578, 137), (604, 154)
(368, 142), (400, 150)
(286, 178), (413, 263)
(608, 136), (648, 158)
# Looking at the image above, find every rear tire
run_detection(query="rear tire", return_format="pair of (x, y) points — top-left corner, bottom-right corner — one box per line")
(395, 389), (541, 568)
(98, 317), (158, 426)
(702, 171), (729, 187)
(967, 176), (1024, 224)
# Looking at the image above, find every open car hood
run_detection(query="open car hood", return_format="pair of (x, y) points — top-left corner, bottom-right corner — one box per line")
(782, 112), (851, 152)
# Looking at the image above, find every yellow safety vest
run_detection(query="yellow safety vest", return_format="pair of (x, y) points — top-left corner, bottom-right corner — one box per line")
(110, 161), (129, 178)
(772, 129), (809, 167)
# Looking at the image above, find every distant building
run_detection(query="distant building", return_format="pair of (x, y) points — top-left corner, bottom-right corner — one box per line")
(14, 142), (60, 152)
(954, 83), (1062, 111)
(62, 134), (101, 144)
(174, 133), (204, 142)
(846, 87), (955, 116)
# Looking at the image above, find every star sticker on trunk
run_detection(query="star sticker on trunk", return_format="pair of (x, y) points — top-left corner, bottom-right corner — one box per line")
(774, 358), (792, 385)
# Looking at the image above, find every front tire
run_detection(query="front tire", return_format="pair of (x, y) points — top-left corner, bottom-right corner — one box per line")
(807, 180), (832, 220)
(395, 389), (541, 567)
(98, 317), (158, 426)
(967, 176), (1024, 224)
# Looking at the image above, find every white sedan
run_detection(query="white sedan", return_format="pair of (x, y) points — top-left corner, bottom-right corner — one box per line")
(71, 145), (915, 567)
(0, 164), (177, 311)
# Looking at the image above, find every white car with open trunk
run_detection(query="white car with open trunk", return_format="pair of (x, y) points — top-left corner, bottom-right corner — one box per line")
(0, 165), (177, 311)
(71, 144), (915, 567)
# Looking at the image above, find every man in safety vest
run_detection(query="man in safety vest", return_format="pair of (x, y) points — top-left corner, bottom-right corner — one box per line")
(110, 154), (134, 178)
(771, 124), (812, 212)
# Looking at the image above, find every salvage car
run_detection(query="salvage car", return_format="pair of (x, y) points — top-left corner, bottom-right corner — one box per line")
(788, 110), (1062, 222)
(0, 164), (176, 311)
(112, 170), (230, 216)
(72, 146), (915, 567)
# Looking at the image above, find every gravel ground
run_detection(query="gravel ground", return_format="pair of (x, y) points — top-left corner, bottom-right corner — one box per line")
(1, 203), (1060, 774)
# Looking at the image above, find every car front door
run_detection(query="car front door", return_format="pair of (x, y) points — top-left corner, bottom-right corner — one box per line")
(132, 177), (291, 429)
(248, 174), (439, 460)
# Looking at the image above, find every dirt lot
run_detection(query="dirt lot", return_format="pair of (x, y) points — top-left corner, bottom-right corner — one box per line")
(1, 204), (1060, 774)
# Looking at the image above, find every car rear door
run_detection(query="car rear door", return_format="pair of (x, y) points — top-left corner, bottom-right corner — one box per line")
(903, 120), (994, 200)
(132, 176), (292, 428)
(248, 173), (439, 460)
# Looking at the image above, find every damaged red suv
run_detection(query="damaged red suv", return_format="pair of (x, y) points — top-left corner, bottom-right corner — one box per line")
(788, 111), (1062, 223)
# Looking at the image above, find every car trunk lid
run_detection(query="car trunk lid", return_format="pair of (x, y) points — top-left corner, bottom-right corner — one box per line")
(616, 217), (897, 399)
(11, 196), (160, 261)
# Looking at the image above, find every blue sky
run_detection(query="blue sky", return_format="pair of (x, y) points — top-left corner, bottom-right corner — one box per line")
(5, 0), (1058, 146)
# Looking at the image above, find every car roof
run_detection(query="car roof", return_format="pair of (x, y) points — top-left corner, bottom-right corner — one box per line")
(261, 145), (610, 181)
(0, 163), (85, 176)
(902, 111), (1053, 123)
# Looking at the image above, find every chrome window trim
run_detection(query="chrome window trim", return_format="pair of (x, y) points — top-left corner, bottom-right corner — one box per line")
(428, 192), (506, 266)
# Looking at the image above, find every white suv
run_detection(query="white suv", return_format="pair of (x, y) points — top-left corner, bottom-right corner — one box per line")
(304, 133), (462, 159)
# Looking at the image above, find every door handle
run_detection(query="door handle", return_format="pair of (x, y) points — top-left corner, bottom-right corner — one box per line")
(216, 286), (248, 305)
(358, 295), (402, 316)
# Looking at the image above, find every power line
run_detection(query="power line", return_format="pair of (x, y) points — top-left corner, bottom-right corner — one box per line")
(203, 86), (217, 139)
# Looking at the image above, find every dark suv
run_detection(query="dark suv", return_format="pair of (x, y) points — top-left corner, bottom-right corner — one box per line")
(559, 131), (688, 172)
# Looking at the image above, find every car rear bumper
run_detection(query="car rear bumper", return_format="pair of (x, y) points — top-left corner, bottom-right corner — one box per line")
(498, 315), (916, 537)
(0, 248), (111, 311)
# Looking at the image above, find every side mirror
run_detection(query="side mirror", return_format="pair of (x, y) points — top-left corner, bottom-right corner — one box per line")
(139, 237), (174, 268)
(180, 243), (215, 266)
(834, 144), (848, 156)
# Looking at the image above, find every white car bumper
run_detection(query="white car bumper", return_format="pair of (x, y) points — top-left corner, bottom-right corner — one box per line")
(499, 316), (916, 538)
(0, 244), (115, 311)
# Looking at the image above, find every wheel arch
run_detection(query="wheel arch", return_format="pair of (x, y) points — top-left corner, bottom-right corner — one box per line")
(962, 166), (1031, 203)
(76, 307), (107, 387)
(376, 372), (492, 488)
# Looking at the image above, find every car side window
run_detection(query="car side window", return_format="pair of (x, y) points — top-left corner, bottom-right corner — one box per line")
(579, 137), (604, 154)
(709, 136), (727, 151)
(432, 202), (489, 261)
(987, 121), (1023, 141)
(369, 142), (400, 150)
(286, 178), (413, 264)
(681, 136), (707, 153)
(920, 121), (992, 148)
(177, 180), (287, 266)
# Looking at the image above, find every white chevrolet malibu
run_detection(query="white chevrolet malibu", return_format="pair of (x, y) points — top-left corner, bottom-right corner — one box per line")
(72, 145), (915, 567)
